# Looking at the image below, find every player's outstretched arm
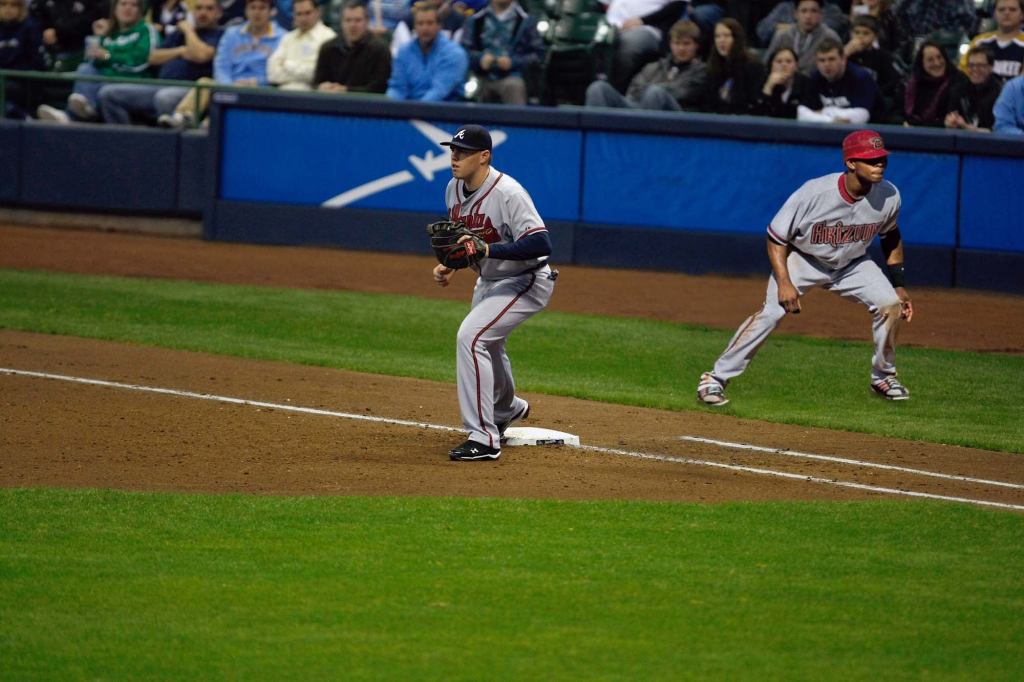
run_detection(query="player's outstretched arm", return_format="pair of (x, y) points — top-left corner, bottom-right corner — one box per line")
(767, 238), (801, 314)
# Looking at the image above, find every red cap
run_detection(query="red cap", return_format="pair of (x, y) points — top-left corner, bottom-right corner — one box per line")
(843, 130), (888, 161)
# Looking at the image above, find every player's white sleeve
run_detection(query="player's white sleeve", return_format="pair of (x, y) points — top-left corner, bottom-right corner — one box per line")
(767, 189), (807, 244)
(505, 190), (545, 241)
(879, 188), (902, 234)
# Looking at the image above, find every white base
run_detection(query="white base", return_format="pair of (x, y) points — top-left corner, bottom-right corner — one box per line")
(502, 426), (580, 447)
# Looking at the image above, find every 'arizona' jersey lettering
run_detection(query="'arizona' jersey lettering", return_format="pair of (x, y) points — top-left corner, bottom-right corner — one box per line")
(767, 172), (900, 270)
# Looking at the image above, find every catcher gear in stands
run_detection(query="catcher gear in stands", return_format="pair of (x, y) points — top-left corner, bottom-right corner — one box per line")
(427, 219), (487, 269)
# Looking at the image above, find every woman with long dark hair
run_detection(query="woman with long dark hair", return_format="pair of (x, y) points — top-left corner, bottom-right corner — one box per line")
(753, 47), (811, 118)
(702, 17), (765, 115)
(903, 40), (967, 127)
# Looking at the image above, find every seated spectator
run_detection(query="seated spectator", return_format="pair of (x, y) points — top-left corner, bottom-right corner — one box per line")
(585, 19), (706, 111)
(268, 0), (335, 89)
(753, 46), (811, 118)
(160, 0), (283, 128)
(946, 46), (1002, 132)
(766, 0), (841, 76)
(797, 37), (879, 123)
(848, 0), (904, 54)
(604, 0), (689, 92)
(314, 0), (391, 93)
(390, 0), (468, 57)
(151, 0), (192, 40)
(845, 14), (899, 113)
(1, 0), (46, 118)
(960, 0), (1024, 84)
(95, 0), (223, 125)
(757, 0), (847, 48)
(36, 0), (157, 123)
(894, 0), (976, 42)
(386, 2), (467, 101)
(368, 0), (411, 38)
(993, 73), (1024, 133)
(903, 40), (967, 127)
(460, 0), (544, 105)
(701, 17), (764, 114)
(31, 0), (108, 70)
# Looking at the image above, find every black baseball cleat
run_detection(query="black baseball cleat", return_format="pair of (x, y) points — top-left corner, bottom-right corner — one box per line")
(498, 400), (531, 440)
(449, 439), (501, 461)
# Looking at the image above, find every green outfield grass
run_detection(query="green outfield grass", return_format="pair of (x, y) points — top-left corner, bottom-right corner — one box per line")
(0, 269), (1021, 452)
(1, 489), (1022, 680)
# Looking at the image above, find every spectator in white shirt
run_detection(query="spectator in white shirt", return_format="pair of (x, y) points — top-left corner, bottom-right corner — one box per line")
(268, 0), (336, 89)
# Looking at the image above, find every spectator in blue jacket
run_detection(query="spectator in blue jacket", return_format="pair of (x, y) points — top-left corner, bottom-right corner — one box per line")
(386, 2), (467, 101)
(993, 74), (1024, 134)
(159, 0), (282, 128)
(460, 0), (543, 105)
(1, 0), (46, 118)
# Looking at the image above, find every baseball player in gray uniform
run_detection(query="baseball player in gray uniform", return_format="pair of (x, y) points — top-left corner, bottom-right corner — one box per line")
(433, 124), (556, 461)
(698, 129), (914, 406)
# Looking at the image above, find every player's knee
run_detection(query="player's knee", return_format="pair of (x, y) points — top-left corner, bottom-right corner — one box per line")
(876, 299), (902, 319)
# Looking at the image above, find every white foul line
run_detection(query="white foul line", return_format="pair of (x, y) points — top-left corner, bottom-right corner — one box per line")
(0, 367), (461, 434)
(577, 444), (1024, 512)
(2, 367), (1022, 512)
(679, 435), (1024, 491)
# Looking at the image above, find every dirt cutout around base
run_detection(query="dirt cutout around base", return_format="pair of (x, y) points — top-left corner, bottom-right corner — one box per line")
(1, 224), (1022, 507)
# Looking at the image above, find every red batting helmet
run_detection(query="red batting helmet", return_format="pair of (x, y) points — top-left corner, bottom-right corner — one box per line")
(843, 130), (889, 161)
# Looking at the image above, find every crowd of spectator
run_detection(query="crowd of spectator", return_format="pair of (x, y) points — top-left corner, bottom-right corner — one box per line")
(1, 0), (1023, 133)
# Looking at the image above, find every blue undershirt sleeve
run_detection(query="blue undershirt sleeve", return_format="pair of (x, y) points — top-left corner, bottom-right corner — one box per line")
(487, 231), (551, 261)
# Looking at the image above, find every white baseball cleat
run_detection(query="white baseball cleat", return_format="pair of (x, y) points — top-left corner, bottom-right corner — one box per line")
(697, 372), (729, 407)
(871, 376), (910, 401)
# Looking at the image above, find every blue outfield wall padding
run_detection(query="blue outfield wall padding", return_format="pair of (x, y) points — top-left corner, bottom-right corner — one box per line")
(958, 155), (1024, 253)
(572, 223), (769, 276)
(210, 201), (440, 251)
(216, 108), (583, 221)
(0, 120), (21, 202)
(580, 132), (957, 247)
(209, 200), (577, 261)
(955, 248), (1024, 293)
(21, 123), (180, 211)
(177, 130), (209, 214)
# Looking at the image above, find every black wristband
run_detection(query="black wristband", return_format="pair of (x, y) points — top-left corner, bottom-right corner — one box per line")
(887, 263), (906, 288)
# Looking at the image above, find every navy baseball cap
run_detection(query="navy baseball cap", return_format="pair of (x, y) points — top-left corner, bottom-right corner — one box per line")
(441, 125), (492, 152)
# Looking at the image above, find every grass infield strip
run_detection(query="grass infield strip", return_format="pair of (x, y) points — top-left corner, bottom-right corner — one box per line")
(1, 489), (1023, 679)
(0, 269), (1022, 452)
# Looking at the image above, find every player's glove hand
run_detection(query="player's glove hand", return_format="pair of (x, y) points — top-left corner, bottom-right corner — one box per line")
(427, 219), (488, 270)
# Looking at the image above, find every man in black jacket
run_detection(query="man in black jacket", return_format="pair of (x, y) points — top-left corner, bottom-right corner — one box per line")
(313, 0), (390, 93)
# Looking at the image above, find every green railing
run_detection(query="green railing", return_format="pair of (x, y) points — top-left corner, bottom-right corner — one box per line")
(0, 69), (382, 128)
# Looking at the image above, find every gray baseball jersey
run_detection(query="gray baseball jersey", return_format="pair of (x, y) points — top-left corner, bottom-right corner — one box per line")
(710, 172), (905, 385)
(767, 172), (901, 271)
(445, 166), (549, 280)
(446, 166), (555, 449)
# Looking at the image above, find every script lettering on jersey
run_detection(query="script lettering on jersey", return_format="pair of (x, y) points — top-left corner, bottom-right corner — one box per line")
(449, 204), (501, 243)
(810, 220), (883, 247)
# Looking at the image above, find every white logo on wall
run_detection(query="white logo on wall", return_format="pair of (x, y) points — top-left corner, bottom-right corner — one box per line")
(322, 120), (507, 208)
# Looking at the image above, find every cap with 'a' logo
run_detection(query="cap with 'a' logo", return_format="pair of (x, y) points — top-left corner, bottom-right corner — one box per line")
(842, 130), (889, 161)
(441, 124), (492, 152)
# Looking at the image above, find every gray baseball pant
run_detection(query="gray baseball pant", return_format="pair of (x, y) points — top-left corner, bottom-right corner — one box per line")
(712, 251), (903, 383)
(457, 266), (555, 448)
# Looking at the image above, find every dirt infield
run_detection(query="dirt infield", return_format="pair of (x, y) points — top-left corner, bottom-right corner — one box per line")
(1, 224), (1022, 508)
